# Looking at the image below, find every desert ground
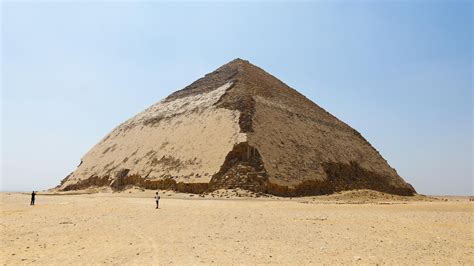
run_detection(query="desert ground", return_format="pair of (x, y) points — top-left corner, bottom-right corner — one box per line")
(1, 189), (472, 265)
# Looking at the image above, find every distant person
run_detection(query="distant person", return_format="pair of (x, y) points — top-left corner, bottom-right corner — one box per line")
(155, 191), (160, 209)
(30, 191), (36, 206)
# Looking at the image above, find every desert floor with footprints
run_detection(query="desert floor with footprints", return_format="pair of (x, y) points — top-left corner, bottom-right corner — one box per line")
(1, 189), (472, 264)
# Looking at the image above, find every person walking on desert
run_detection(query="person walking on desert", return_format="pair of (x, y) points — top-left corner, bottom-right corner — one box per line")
(155, 191), (160, 209)
(30, 191), (36, 206)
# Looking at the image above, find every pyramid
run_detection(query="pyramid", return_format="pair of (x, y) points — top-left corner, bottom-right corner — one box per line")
(57, 59), (416, 196)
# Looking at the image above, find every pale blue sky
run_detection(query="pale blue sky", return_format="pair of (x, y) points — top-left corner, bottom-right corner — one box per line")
(1, 1), (472, 195)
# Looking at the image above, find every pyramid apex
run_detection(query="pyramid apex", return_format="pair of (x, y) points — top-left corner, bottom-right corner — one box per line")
(222, 57), (251, 67)
(230, 58), (249, 63)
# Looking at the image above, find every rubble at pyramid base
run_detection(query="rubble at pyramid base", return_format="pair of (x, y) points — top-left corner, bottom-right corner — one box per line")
(59, 142), (415, 197)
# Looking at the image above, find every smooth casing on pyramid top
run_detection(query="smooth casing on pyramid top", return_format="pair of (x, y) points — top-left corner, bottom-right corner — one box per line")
(57, 59), (416, 196)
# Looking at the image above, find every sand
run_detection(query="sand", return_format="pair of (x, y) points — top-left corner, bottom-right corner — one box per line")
(1, 190), (472, 264)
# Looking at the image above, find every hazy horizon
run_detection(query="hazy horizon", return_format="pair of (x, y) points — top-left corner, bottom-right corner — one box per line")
(1, 1), (472, 195)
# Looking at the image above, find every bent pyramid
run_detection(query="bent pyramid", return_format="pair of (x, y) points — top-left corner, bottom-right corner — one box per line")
(58, 59), (415, 196)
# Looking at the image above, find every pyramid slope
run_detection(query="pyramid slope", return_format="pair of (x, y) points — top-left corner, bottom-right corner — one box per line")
(58, 59), (415, 196)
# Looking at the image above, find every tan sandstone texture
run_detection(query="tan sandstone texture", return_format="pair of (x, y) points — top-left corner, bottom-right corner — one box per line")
(57, 59), (415, 196)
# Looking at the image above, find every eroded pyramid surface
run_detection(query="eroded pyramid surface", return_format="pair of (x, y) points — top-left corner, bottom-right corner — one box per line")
(58, 59), (415, 196)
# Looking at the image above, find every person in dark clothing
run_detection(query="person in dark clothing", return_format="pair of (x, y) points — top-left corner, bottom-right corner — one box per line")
(155, 191), (160, 209)
(30, 191), (36, 206)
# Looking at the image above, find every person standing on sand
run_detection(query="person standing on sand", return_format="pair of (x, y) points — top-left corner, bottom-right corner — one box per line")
(30, 191), (36, 206)
(155, 191), (160, 209)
